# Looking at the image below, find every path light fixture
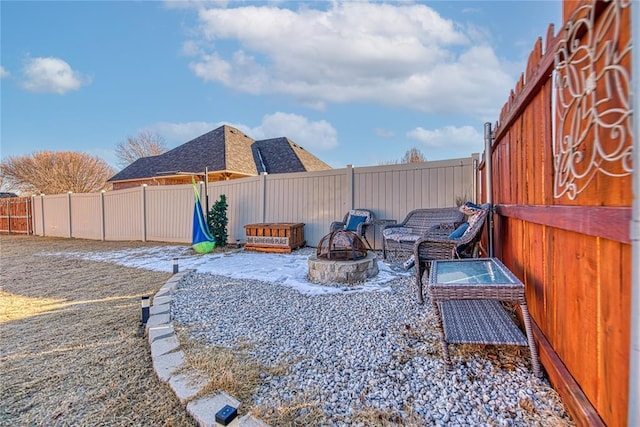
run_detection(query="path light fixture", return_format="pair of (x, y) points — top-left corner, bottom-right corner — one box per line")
(215, 405), (237, 426)
(141, 295), (150, 325)
(173, 257), (179, 274)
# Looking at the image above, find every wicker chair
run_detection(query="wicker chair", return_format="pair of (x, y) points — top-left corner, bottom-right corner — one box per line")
(382, 207), (464, 260)
(330, 209), (375, 247)
(413, 205), (491, 303)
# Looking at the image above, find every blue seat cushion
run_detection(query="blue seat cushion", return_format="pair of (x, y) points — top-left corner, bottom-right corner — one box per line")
(448, 222), (469, 239)
(346, 214), (367, 232)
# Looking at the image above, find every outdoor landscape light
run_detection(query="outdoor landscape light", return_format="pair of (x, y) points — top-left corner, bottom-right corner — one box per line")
(141, 295), (150, 325)
(173, 257), (179, 274)
(215, 405), (237, 426)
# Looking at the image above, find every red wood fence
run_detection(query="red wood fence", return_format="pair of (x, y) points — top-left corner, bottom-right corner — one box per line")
(0, 197), (32, 235)
(482, 1), (632, 426)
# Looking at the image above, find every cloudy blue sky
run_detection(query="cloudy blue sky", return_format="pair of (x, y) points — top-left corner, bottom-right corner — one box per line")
(1, 1), (561, 169)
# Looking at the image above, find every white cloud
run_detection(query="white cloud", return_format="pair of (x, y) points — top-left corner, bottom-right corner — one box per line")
(183, 2), (513, 118)
(407, 125), (483, 158)
(21, 57), (90, 94)
(249, 112), (338, 151)
(150, 113), (338, 151)
(0, 66), (10, 78)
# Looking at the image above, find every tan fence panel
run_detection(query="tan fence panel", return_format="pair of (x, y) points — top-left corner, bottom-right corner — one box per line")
(207, 176), (262, 244)
(353, 157), (478, 221)
(30, 156), (478, 248)
(40, 194), (71, 237)
(145, 184), (193, 243)
(32, 196), (43, 236)
(70, 193), (103, 240)
(104, 187), (143, 241)
(265, 169), (348, 246)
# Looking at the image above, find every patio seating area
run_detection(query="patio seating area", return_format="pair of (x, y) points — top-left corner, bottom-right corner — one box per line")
(381, 207), (464, 260)
(413, 203), (491, 303)
(329, 209), (375, 248)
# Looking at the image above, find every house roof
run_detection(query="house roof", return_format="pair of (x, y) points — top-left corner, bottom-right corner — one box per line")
(251, 138), (331, 174)
(109, 125), (330, 183)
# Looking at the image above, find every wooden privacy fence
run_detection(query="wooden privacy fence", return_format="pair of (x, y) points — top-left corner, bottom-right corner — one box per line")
(481, 1), (632, 426)
(0, 197), (32, 235)
(31, 157), (478, 248)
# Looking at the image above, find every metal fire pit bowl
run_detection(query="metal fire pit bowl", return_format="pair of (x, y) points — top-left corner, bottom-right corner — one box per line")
(316, 230), (367, 261)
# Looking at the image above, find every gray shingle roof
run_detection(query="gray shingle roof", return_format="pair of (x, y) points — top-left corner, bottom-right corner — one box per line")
(109, 125), (331, 182)
(251, 138), (331, 174)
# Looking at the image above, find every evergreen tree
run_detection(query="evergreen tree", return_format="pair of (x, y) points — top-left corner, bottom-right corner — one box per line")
(207, 194), (228, 247)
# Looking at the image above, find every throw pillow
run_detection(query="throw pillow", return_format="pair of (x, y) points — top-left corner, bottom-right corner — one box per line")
(346, 214), (367, 232)
(459, 201), (483, 216)
(448, 222), (469, 239)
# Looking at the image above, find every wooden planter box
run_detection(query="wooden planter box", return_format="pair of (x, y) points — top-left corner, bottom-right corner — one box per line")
(244, 223), (305, 253)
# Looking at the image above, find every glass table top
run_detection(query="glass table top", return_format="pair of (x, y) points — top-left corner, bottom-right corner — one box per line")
(433, 258), (518, 285)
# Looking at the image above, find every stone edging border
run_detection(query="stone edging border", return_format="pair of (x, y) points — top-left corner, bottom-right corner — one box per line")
(146, 270), (268, 427)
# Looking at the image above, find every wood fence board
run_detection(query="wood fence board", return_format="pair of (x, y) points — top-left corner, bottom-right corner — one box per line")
(543, 224), (556, 343)
(597, 239), (631, 426)
(523, 221), (546, 330)
(550, 230), (599, 404)
(532, 320), (606, 427)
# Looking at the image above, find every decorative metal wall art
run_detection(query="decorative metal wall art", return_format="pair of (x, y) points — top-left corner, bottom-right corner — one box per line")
(553, 0), (632, 200)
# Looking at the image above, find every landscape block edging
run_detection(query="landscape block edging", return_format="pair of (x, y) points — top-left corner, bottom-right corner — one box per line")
(146, 269), (268, 427)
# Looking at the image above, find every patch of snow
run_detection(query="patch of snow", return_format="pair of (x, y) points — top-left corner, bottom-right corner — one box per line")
(44, 246), (411, 296)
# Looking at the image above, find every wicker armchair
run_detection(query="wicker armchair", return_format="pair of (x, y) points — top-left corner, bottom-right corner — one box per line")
(413, 205), (491, 303)
(382, 207), (464, 260)
(330, 209), (375, 247)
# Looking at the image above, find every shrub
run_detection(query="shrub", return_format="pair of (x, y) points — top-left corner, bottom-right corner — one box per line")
(207, 194), (228, 247)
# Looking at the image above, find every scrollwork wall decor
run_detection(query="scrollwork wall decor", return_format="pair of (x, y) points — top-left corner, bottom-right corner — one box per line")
(553, 0), (632, 200)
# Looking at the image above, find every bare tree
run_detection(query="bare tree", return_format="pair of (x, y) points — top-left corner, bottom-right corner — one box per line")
(400, 147), (427, 163)
(0, 166), (17, 194)
(379, 147), (427, 165)
(115, 130), (167, 168)
(1, 151), (116, 195)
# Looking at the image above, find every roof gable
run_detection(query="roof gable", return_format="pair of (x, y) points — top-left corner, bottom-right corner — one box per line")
(109, 125), (255, 182)
(109, 125), (331, 183)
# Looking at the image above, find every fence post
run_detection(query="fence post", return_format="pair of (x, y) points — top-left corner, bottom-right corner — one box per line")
(67, 192), (73, 238)
(346, 164), (354, 211)
(259, 172), (267, 223)
(40, 194), (45, 237)
(472, 156), (479, 204)
(31, 195), (36, 235)
(25, 197), (31, 235)
(484, 122), (494, 258)
(141, 184), (147, 242)
(100, 190), (106, 241)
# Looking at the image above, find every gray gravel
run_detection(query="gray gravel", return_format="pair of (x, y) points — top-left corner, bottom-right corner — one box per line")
(171, 250), (573, 426)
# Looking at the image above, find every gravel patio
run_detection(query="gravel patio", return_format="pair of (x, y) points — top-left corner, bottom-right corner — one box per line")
(1, 235), (574, 426)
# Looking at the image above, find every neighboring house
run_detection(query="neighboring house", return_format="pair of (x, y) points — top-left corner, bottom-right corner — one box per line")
(108, 125), (332, 190)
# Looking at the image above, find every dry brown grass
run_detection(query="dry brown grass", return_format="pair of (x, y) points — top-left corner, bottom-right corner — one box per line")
(177, 337), (265, 406)
(0, 235), (196, 426)
(252, 394), (328, 426)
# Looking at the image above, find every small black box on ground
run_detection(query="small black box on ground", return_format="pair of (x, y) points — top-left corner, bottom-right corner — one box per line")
(215, 404), (237, 425)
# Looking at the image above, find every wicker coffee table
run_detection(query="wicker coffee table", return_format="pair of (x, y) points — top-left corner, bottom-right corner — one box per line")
(428, 258), (542, 377)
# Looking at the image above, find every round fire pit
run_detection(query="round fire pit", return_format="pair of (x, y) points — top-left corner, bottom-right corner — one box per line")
(309, 230), (379, 285)
(307, 252), (379, 285)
